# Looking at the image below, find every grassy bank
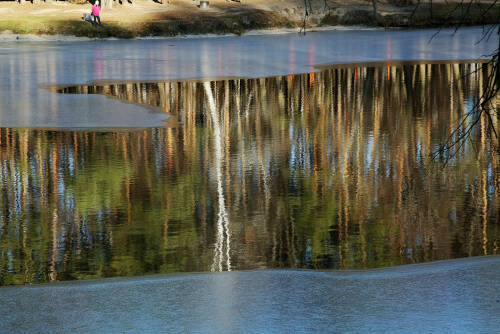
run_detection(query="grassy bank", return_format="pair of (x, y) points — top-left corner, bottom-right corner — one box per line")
(0, 10), (295, 39)
(0, 1), (499, 39)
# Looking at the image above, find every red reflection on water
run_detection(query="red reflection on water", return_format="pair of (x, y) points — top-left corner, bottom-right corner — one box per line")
(289, 38), (295, 74)
(386, 39), (392, 80)
(308, 41), (315, 68)
(94, 48), (102, 79)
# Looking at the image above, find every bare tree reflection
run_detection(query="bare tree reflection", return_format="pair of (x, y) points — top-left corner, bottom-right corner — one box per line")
(204, 81), (231, 272)
(0, 62), (498, 285)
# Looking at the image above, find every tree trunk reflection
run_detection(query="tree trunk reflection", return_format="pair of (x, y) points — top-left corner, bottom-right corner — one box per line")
(0, 61), (499, 285)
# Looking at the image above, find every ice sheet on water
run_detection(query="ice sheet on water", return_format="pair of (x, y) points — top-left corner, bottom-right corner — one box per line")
(0, 27), (496, 128)
(1, 256), (499, 334)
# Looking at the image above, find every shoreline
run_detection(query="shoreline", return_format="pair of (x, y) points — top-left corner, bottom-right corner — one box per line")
(1, 0), (498, 39)
(0, 25), (380, 42)
(1, 23), (492, 43)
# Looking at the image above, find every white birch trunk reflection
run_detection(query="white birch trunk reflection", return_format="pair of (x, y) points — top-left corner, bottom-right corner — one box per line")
(204, 81), (231, 272)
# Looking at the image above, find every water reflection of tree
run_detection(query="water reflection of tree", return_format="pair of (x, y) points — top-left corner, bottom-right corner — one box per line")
(1, 62), (499, 285)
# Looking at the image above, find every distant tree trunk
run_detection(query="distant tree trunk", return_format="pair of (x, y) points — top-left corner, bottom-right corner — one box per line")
(102, 0), (113, 9)
(33, 0), (41, 5)
(497, 27), (500, 89)
(19, 0), (26, 5)
(372, 0), (378, 22)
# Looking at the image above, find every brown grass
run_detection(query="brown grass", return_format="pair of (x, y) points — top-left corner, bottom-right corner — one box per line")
(0, 0), (498, 38)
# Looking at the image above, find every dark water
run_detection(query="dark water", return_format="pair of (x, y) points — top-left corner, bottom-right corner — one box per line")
(1, 61), (499, 286)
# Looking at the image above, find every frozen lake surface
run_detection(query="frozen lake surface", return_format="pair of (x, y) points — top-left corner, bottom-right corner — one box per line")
(0, 27), (497, 127)
(1, 256), (499, 333)
(1, 28), (499, 333)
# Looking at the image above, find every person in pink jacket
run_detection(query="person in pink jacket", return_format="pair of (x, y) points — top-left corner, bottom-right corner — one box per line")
(91, 1), (102, 27)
